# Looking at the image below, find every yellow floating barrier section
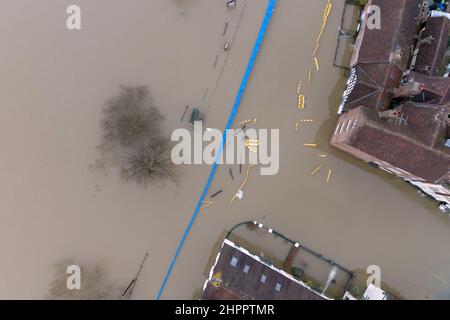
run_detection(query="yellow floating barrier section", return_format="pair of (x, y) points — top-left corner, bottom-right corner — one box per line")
(231, 163), (259, 203)
(326, 169), (332, 183)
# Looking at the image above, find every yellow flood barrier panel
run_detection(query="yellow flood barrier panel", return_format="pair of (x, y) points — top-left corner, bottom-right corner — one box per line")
(326, 169), (332, 182)
(239, 118), (252, 125)
(297, 81), (303, 95)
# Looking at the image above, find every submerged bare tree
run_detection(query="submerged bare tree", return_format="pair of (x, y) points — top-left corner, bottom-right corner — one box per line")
(102, 86), (163, 148)
(121, 136), (175, 186)
(47, 259), (117, 300)
(100, 85), (176, 186)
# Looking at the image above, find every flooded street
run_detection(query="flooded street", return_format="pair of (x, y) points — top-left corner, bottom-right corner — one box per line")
(0, 0), (449, 300)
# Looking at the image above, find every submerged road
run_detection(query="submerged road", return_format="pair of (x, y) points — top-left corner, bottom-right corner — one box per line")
(156, 0), (277, 299)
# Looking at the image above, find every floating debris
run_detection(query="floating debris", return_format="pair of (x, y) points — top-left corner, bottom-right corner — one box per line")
(318, 154), (328, 158)
(312, 41), (320, 57)
(239, 118), (252, 125)
(246, 146), (258, 153)
(298, 94), (306, 109)
(297, 81), (303, 95)
(202, 88), (209, 102)
(223, 22), (229, 36)
(304, 143), (318, 147)
(227, 0), (237, 8)
(253, 118), (257, 125)
(245, 139), (259, 153)
(213, 54), (219, 68)
(180, 105), (189, 122)
(324, 0), (332, 18)
(297, 81), (305, 109)
(307, 68), (312, 84)
(316, 0), (332, 45)
(310, 165), (322, 176)
(311, 0), (332, 70)
(296, 119), (313, 130)
(229, 168), (234, 180)
(245, 139), (259, 146)
(326, 169), (332, 183)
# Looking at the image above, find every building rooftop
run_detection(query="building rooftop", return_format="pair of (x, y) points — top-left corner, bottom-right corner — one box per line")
(201, 239), (329, 300)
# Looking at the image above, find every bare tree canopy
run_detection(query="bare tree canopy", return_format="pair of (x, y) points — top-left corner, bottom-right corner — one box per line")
(47, 259), (117, 300)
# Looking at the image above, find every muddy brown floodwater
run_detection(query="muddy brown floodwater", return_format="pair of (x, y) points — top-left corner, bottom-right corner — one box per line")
(0, 0), (449, 300)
